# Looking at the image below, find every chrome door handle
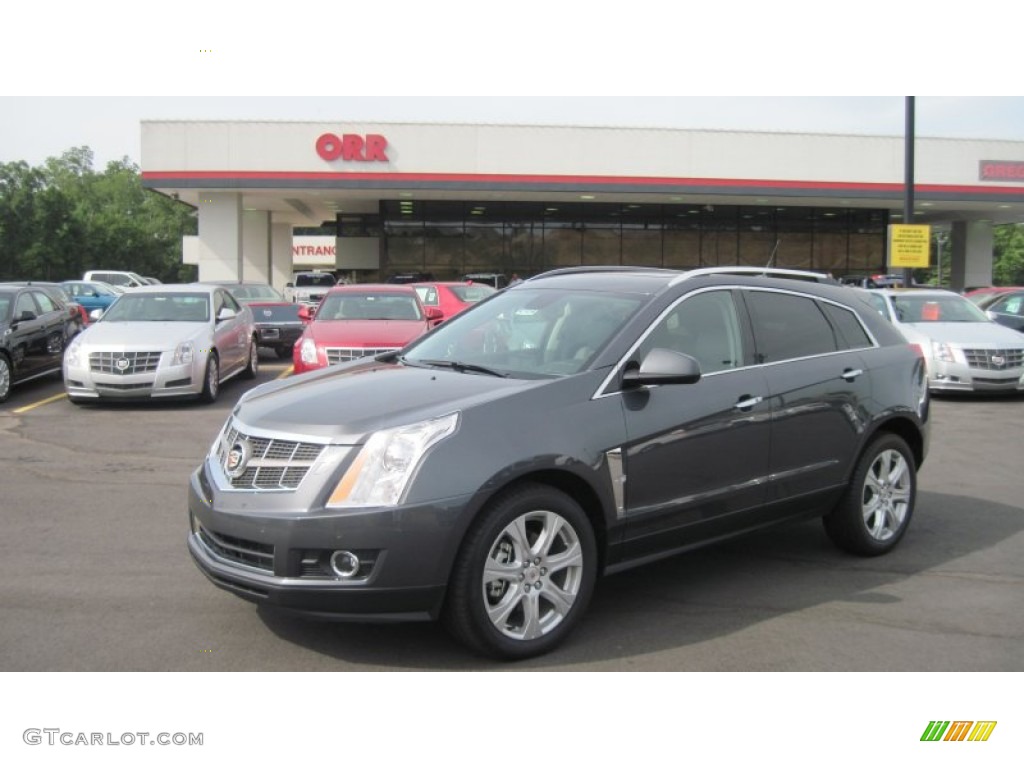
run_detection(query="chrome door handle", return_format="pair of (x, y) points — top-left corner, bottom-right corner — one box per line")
(735, 395), (763, 411)
(841, 368), (864, 382)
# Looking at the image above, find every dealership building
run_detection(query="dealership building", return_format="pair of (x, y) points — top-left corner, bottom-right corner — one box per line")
(140, 120), (1024, 291)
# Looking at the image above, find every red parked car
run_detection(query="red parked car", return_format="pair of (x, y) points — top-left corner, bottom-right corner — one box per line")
(413, 280), (496, 320)
(293, 284), (442, 373)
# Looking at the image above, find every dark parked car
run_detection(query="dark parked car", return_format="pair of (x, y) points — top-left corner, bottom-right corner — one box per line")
(0, 283), (76, 402)
(248, 301), (309, 359)
(188, 267), (930, 659)
(983, 290), (1024, 333)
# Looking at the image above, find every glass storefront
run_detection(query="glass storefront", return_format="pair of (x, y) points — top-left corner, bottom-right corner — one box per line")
(360, 201), (890, 279)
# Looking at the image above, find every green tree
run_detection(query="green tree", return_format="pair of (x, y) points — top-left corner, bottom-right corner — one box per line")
(993, 223), (1024, 286)
(0, 147), (196, 282)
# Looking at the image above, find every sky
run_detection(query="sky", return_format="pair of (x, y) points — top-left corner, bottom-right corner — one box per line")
(2, 2), (1023, 168)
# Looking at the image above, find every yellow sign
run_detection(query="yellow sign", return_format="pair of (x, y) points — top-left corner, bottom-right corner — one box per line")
(888, 224), (932, 268)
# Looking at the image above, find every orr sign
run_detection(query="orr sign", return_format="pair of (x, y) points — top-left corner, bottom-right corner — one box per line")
(316, 133), (388, 162)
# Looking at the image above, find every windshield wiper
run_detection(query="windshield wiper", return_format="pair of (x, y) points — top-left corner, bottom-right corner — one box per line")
(414, 359), (509, 378)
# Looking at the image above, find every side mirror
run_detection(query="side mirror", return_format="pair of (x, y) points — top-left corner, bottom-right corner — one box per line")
(425, 306), (444, 323)
(297, 305), (312, 321)
(217, 307), (237, 322)
(622, 348), (702, 388)
(89, 308), (104, 321)
(986, 310), (998, 321)
(285, 282), (294, 288)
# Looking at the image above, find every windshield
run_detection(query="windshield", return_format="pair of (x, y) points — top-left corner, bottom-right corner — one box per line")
(403, 287), (643, 378)
(230, 284), (284, 301)
(316, 292), (423, 321)
(101, 293), (210, 322)
(295, 274), (336, 288)
(889, 294), (989, 323)
(450, 284), (496, 302)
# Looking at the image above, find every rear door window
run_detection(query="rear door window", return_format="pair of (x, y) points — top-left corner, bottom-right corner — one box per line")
(744, 291), (838, 363)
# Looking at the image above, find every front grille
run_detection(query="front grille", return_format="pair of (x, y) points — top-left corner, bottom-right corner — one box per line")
(963, 348), (1024, 370)
(325, 347), (399, 365)
(90, 350), (162, 375)
(96, 382), (151, 391)
(216, 422), (325, 490)
(198, 525), (274, 573)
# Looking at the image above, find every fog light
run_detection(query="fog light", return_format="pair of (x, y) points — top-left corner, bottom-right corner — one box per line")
(330, 550), (361, 579)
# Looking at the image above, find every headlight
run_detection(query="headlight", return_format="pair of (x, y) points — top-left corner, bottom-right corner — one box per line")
(327, 413), (460, 508)
(299, 337), (319, 364)
(65, 337), (83, 367)
(172, 341), (194, 365)
(931, 341), (956, 363)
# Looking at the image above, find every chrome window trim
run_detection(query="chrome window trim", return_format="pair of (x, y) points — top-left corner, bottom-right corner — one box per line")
(593, 285), (881, 400)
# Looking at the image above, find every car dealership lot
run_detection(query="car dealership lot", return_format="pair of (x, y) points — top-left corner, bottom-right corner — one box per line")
(1, 367), (1021, 671)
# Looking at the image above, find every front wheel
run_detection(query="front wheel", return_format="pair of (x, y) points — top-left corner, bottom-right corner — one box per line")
(0, 354), (11, 403)
(444, 483), (597, 660)
(199, 354), (219, 404)
(824, 433), (916, 556)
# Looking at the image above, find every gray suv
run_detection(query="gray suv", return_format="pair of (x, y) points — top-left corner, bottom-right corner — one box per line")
(188, 267), (930, 659)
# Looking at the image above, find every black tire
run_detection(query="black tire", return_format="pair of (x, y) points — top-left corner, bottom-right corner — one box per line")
(242, 336), (259, 379)
(0, 354), (11, 403)
(823, 433), (916, 556)
(443, 483), (597, 660)
(275, 346), (293, 360)
(199, 354), (219, 404)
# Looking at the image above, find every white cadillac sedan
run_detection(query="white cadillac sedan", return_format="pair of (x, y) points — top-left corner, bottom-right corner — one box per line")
(63, 284), (258, 404)
(865, 288), (1024, 394)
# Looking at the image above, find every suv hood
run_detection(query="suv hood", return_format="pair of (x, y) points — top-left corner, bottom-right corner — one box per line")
(234, 361), (544, 442)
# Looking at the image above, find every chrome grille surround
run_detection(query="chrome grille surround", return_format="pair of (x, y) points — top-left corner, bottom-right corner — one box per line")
(963, 347), (1024, 371)
(89, 350), (162, 375)
(325, 346), (399, 365)
(214, 419), (327, 491)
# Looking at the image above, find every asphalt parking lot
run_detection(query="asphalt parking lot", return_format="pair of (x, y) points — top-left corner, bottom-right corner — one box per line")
(1, 357), (1022, 671)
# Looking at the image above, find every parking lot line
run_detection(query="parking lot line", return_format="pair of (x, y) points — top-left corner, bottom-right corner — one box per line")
(12, 393), (67, 413)
(276, 366), (294, 380)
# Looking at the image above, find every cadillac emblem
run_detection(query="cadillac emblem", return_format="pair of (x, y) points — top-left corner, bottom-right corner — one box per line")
(115, 357), (130, 372)
(225, 439), (253, 479)
(991, 354), (1005, 368)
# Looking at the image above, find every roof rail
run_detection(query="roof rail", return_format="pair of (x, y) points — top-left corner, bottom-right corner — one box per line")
(531, 266), (677, 280)
(670, 266), (837, 286)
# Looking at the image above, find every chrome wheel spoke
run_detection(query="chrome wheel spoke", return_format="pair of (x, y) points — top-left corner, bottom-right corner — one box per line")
(539, 580), (576, 618)
(544, 540), (583, 574)
(520, 592), (544, 640)
(486, 587), (525, 629)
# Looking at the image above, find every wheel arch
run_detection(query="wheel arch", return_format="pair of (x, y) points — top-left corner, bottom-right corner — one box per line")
(444, 467), (612, 589)
(867, 415), (925, 469)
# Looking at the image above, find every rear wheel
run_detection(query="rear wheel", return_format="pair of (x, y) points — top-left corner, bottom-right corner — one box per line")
(199, 354), (219, 403)
(275, 346), (293, 360)
(444, 483), (597, 660)
(824, 433), (916, 556)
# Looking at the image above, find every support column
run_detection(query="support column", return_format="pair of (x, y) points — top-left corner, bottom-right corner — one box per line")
(197, 192), (242, 282)
(270, 223), (293, 293)
(242, 210), (271, 283)
(949, 220), (994, 293)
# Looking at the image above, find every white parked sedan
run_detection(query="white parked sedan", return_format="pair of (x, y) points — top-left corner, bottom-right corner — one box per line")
(63, 284), (258, 404)
(864, 288), (1024, 393)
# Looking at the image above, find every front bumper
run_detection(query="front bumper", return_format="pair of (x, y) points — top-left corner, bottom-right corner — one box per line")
(64, 356), (203, 399)
(927, 359), (1024, 393)
(187, 462), (472, 621)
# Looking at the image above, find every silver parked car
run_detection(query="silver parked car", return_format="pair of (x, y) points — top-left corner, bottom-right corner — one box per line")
(63, 284), (258, 404)
(865, 288), (1024, 393)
